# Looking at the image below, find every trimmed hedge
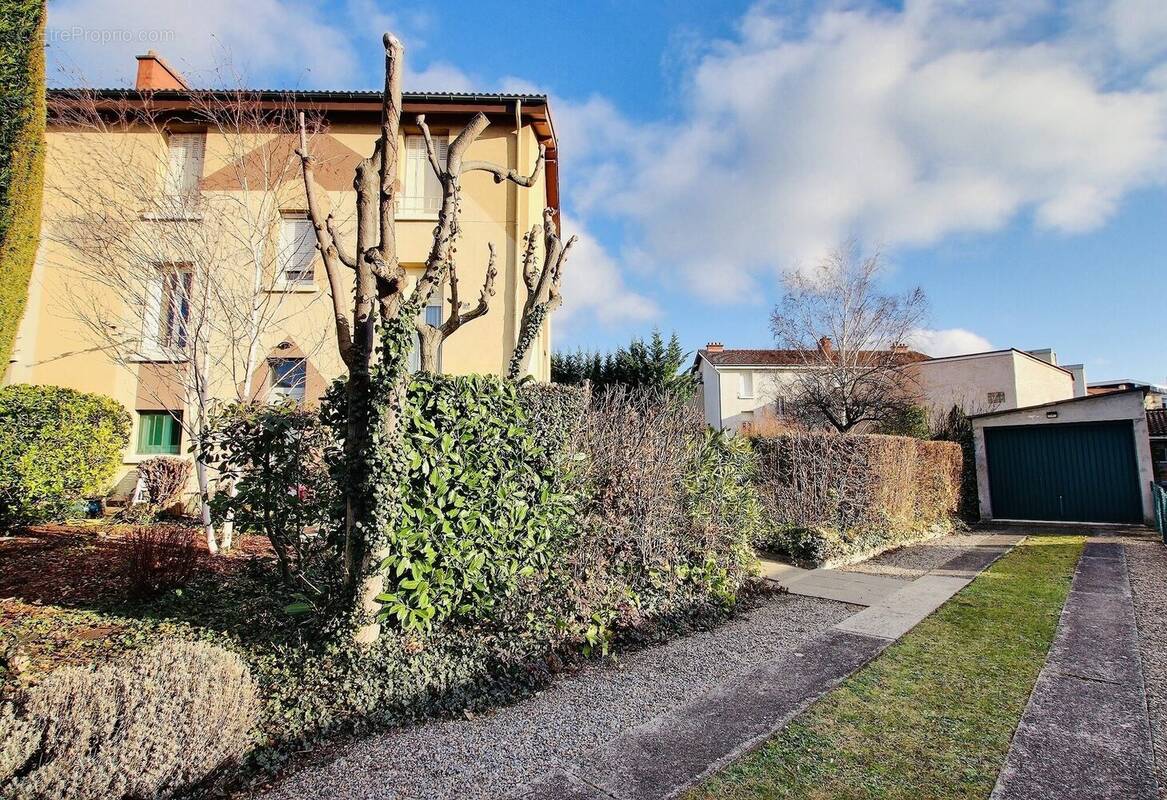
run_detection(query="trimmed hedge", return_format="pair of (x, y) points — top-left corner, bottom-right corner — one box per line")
(0, 384), (131, 526)
(753, 431), (962, 567)
(0, 0), (45, 368)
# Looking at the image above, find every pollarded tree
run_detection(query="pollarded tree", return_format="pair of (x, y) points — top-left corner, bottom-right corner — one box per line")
(507, 208), (576, 379)
(770, 243), (927, 433)
(296, 33), (571, 643)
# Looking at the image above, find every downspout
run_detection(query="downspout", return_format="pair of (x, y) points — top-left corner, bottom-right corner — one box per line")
(510, 99), (524, 376)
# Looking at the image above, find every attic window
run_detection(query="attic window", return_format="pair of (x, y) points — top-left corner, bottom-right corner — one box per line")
(161, 131), (205, 198)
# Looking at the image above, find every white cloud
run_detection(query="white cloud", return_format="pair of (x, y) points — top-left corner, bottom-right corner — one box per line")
(557, 215), (659, 331)
(556, 0), (1167, 302)
(46, 0), (469, 90)
(908, 327), (995, 357)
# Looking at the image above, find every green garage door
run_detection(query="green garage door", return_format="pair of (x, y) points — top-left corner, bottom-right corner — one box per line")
(985, 422), (1142, 523)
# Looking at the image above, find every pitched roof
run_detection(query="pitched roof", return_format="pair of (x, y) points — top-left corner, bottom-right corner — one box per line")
(1149, 409), (1167, 437)
(697, 347), (930, 368)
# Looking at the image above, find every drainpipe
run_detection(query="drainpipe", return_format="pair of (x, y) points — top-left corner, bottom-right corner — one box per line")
(510, 99), (523, 376)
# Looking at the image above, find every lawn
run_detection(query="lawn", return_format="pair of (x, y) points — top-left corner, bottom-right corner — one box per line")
(687, 534), (1084, 800)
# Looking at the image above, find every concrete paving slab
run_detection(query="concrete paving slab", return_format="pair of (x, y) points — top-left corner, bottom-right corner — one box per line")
(782, 569), (908, 606)
(991, 540), (1158, 800)
(1046, 592), (1142, 684)
(757, 559), (809, 584)
(833, 575), (971, 640)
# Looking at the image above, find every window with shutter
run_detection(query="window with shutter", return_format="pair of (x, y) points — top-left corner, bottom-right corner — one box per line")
(401, 135), (447, 215)
(162, 132), (205, 198)
(142, 263), (192, 358)
(277, 214), (316, 286)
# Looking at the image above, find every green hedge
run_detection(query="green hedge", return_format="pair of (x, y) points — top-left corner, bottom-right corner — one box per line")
(377, 374), (575, 631)
(753, 431), (962, 567)
(0, 384), (131, 526)
(0, 0), (45, 368)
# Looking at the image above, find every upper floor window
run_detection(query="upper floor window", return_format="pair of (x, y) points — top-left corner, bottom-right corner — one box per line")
(401, 134), (448, 216)
(277, 213), (316, 287)
(739, 372), (754, 398)
(987, 391), (1006, 407)
(161, 132), (205, 198)
(143, 263), (192, 357)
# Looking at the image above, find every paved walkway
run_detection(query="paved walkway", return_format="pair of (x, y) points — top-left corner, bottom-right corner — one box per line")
(261, 534), (1018, 800)
(520, 534), (1021, 799)
(992, 536), (1160, 800)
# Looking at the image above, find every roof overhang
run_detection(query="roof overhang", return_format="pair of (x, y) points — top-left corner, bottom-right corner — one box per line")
(46, 88), (560, 215)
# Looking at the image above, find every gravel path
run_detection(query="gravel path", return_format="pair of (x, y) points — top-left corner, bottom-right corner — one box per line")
(260, 594), (855, 800)
(838, 532), (985, 579)
(1124, 534), (1167, 800)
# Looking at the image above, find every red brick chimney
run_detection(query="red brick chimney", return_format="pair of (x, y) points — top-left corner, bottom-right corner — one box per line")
(705, 342), (724, 353)
(135, 50), (190, 91)
(817, 336), (833, 356)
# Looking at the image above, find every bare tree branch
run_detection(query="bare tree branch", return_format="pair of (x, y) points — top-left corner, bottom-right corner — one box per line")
(462, 142), (545, 187)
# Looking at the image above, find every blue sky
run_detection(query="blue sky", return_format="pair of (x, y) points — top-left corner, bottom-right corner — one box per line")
(46, 0), (1167, 383)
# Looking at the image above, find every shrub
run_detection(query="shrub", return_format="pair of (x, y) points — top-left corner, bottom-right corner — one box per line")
(135, 456), (192, 514)
(517, 381), (590, 465)
(931, 404), (980, 521)
(199, 402), (337, 594)
(0, 385), (131, 527)
(2, 641), (259, 800)
(123, 524), (200, 599)
(0, 703), (41, 788)
(376, 374), (575, 631)
(547, 389), (761, 648)
(753, 431), (962, 566)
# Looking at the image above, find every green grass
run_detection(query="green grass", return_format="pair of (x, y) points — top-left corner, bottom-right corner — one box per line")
(688, 534), (1084, 800)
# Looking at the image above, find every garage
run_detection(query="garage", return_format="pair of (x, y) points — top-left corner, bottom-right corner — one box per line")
(984, 422), (1142, 523)
(972, 389), (1155, 525)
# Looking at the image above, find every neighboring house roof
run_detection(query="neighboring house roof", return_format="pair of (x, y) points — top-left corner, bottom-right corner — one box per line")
(1148, 409), (1167, 437)
(969, 387), (1146, 419)
(693, 347), (929, 369)
(919, 347), (1075, 377)
(1089, 378), (1167, 393)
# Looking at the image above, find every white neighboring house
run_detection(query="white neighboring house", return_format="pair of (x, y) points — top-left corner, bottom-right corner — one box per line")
(691, 341), (1081, 433)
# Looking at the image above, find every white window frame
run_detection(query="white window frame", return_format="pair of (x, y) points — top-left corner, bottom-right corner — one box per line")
(140, 263), (193, 361)
(400, 134), (448, 219)
(738, 371), (754, 399)
(269, 357), (307, 404)
(275, 213), (317, 290)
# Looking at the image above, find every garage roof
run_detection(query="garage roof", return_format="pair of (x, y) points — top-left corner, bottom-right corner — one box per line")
(969, 387), (1146, 419)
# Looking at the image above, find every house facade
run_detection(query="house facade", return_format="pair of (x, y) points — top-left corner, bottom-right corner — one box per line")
(692, 341), (1078, 433)
(4, 52), (560, 491)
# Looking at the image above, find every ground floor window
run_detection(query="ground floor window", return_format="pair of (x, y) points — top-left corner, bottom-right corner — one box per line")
(269, 357), (307, 403)
(137, 411), (183, 455)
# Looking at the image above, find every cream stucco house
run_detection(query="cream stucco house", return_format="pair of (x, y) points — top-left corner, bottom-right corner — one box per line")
(692, 341), (1082, 433)
(4, 52), (561, 496)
